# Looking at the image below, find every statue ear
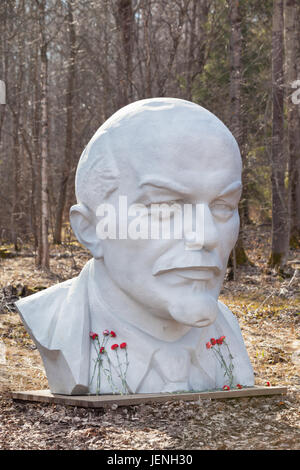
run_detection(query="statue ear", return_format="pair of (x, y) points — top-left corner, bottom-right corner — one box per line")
(70, 204), (104, 259)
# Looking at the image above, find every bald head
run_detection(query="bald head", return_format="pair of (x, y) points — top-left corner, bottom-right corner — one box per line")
(75, 98), (241, 211)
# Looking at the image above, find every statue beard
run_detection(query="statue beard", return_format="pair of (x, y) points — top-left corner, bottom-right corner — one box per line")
(168, 292), (219, 328)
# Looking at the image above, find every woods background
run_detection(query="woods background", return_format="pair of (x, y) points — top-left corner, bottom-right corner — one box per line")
(0, 0), (299, 271)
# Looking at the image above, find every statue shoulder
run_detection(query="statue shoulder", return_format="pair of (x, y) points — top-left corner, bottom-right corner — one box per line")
(15, 278), (74, 314)
(14, 277), (78, 351)
(14, 261), (93, 394)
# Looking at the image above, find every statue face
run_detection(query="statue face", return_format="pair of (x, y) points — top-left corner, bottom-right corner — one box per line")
(93, 101), (241, 327)
(94, 102), (242, 329)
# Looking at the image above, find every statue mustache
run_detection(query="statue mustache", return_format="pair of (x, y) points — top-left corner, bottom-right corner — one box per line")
(152, 252), (223, 276)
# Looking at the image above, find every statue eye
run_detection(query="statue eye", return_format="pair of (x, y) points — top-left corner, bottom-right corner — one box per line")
(147, 201), (183, 221)
(210, 201), (235, 219)
(146, 199), (182, 208)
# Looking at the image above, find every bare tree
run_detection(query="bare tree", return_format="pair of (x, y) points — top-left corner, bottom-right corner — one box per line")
(269, 0), (288, 268)
(0, 2), (8, 144)
(228, 0), (249, 271)
(285, 0), (300, 248)
(54, 0), (77, 244)
(36, 0), (50, 269)
(114, 0), (134, 105)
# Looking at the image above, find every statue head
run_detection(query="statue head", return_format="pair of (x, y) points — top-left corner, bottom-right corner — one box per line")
(70, 98), (242, 329)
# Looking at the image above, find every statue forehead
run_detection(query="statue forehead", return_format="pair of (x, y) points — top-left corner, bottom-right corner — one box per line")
(75, 99), (241, 208)
(103, 98), (241, 172)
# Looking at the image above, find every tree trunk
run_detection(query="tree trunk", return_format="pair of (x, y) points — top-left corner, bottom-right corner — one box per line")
(36, 0), (49, 269)
(229, 0), (250, 268)
(8, 4), (24, 251)
(0, 2), (8, 144)
(143, 1), (152, 98)
(53, 0), (76, 244)
(40, 45), (49, 268)
(116, 0), (134, 105)
(31, 40), (40, 251)
(10, 112), (20, 250)
(285, 0), (300, 248)
(269, 0), (288, 268)
(186, 0), (197, 101)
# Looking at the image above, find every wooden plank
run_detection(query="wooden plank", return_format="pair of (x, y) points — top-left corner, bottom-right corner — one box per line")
(10, 386), (288, 408)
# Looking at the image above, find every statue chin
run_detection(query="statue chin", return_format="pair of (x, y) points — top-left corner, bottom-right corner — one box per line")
(168, 294), (219, 328)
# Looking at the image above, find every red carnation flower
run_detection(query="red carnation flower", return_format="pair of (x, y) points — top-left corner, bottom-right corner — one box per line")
(210, 338), (217, 346)
(103, 329), (110, 336)
(120, 342), (127, 349)
(110, 331), (116, 338)
(223, 385), (230, 391)
(220, 336), (226, 341)
(111, 344), (119, 350)
(206, 341), (212, 349)
(236, 384), (243, 389)
(99, 347), (105, 354)
(266, 381), (271, 387)
(216, 338), (222, 345)
(89, 332), (98, 340)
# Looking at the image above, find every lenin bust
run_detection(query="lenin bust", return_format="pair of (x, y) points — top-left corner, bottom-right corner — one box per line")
(16, 98), (254, 395)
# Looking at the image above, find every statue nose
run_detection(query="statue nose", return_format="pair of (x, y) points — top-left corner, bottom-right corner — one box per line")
(184, 205), (218, 251)
(184, 231), (203, 250)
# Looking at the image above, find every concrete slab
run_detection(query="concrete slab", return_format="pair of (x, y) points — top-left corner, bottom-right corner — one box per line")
(10, 386), (288, 408)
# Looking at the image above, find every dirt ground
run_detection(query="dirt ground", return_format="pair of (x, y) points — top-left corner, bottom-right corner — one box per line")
(0, 225), (299, 450)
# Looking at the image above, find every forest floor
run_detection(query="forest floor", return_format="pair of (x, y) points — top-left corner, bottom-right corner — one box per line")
(0, 224), (299, 450)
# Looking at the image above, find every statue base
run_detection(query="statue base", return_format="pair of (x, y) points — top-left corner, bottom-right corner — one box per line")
(10, 386), (287, 409)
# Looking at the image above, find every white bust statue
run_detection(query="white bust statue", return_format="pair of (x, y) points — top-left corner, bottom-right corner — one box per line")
(16, 98), (254, 395)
